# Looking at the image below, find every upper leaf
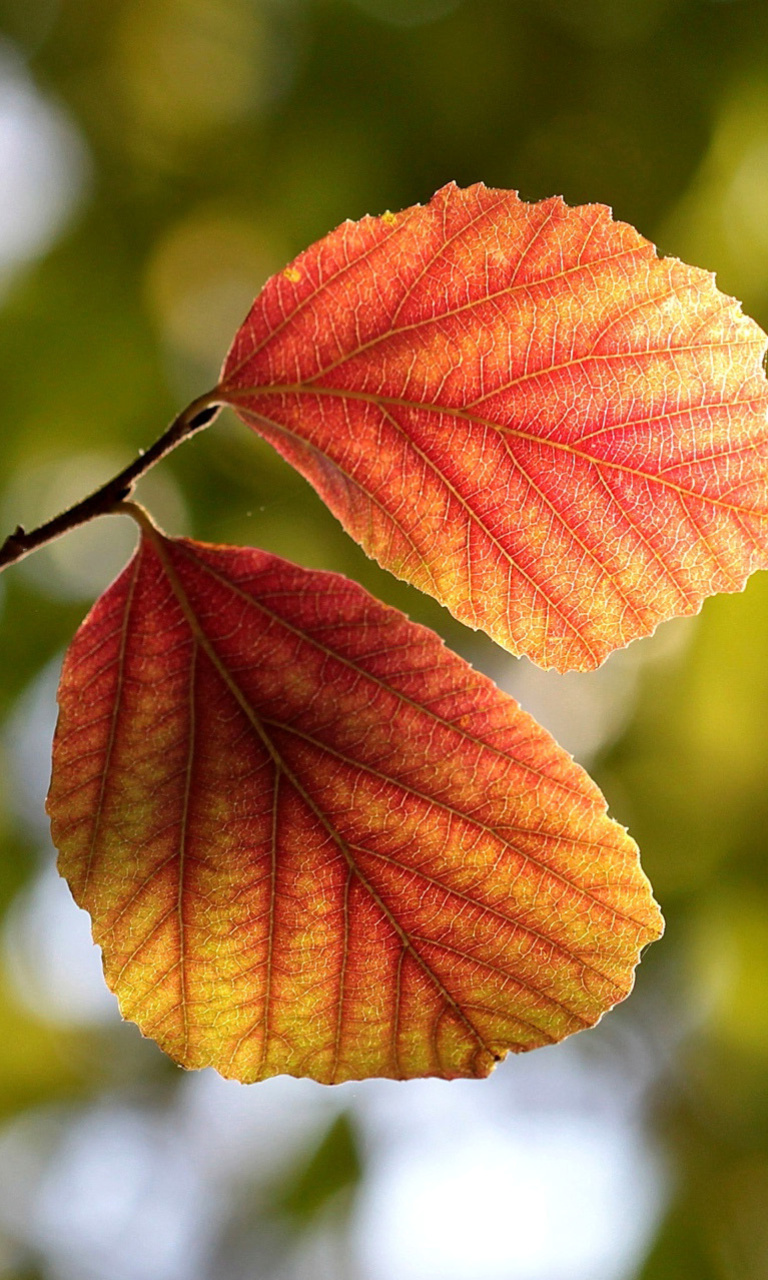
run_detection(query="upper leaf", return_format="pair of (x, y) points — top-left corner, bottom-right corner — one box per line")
(47, 526), (661, 1084)
(220, 182), (768, 672)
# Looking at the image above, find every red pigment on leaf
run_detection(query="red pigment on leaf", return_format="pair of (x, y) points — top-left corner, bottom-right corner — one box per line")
(221, 182), (768, 671)
(48, 529), (661, 1083)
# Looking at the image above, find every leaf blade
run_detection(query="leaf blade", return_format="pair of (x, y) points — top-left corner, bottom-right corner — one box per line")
(48, 532), (661, 1083)
(220, 182), (768, 671)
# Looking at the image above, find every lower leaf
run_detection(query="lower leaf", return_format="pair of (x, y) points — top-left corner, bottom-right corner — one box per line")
(47, 527), (662, 1083)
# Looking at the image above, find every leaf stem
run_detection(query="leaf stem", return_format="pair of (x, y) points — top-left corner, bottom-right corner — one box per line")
(0, 389), (222, 574)
(115, 498), (165, 539)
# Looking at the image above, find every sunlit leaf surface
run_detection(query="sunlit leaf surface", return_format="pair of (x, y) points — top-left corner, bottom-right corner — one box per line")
(221, 182), (768, 671)
(48, 525), (661, 1083)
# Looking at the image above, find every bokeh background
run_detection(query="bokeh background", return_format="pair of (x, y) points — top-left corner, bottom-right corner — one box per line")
(0, 0), (767, 1276)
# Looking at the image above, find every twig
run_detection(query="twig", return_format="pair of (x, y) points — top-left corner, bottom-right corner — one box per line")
(0, 390), (222, 574)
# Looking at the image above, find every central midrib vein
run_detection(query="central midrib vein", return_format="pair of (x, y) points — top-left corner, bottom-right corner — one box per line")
(143, 525), (497, 1074)
(222, 380), (768, 519)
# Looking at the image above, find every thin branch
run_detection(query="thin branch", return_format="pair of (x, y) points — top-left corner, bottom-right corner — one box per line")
(0, 389), (223, 574)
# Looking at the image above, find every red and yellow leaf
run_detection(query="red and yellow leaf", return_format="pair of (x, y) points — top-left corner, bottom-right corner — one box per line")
(48, 520), (661, 1083)
(220, 182), (768, 672)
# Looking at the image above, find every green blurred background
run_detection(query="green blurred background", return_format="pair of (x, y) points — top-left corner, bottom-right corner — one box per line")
(1, 1), (768, 1277)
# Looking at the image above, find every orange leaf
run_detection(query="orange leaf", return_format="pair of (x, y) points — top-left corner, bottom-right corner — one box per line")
(48, 522), (661, 1083)
(220, 182), (768, 672)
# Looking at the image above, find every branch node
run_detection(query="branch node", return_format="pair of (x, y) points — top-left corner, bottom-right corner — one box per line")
(185, 404), (220, 431)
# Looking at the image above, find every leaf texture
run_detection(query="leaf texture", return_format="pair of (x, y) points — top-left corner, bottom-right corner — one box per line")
(48, 526), (662, 1083)
(220, 182), (768, 671)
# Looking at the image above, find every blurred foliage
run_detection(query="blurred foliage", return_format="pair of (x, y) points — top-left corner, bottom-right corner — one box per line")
(274, 1113), (362, 1224)
(2, 0), (768, 1277)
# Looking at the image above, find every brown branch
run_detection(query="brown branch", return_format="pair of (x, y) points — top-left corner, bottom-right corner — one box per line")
(0, 389), (223, 574)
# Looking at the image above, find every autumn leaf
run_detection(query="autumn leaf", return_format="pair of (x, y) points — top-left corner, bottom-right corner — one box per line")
(47, 517), (661, 1084)
(219, 182), (768, 672)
